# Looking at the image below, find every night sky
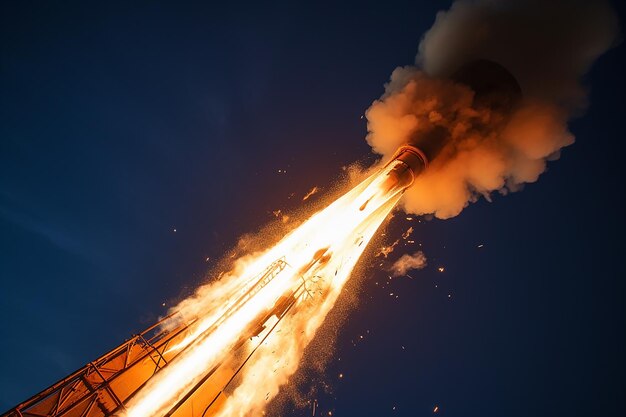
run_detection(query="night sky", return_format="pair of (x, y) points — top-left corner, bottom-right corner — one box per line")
(1, 2), (625, 416)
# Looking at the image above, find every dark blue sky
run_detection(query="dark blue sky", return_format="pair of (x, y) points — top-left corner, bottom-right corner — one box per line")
(1, 1), (625, 416)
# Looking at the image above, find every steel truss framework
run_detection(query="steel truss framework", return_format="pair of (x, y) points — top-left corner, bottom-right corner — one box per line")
(3, 312), (192, 417)
(2, 257), (294, 417)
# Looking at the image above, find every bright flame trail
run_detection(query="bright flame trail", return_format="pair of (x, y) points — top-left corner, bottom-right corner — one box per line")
(124, 158), (415, 417)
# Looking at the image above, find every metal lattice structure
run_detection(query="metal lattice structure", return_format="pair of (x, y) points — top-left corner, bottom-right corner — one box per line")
(2, 258), (295, 417)
(3, 313), (192, 417)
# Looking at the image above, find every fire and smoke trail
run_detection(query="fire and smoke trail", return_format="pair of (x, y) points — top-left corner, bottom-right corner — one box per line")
(123, 158), (416, 417)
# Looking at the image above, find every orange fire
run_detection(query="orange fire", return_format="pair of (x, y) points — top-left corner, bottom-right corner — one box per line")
(123, 160), (411, 417)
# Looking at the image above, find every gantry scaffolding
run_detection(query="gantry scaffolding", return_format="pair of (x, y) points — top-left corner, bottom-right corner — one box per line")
(2, 258), (293, 417)
(2, 313), (193, 417)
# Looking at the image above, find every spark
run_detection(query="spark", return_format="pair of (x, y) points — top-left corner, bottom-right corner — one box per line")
(438, 267), (445, 272)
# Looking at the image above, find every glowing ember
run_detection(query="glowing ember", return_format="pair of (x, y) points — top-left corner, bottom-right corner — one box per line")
(123, 159), (413, 417)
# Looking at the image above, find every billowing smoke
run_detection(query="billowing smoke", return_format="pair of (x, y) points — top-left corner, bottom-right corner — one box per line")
(366, 0), (619, 219)
(389, 251), (427, 277)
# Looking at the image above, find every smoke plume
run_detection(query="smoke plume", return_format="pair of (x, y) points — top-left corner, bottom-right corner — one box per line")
(389, 251), (427, 277)
(366, 0), (619, 219)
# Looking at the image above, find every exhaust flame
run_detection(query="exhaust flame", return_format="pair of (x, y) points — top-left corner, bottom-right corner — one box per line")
(124, 159), (412, 417)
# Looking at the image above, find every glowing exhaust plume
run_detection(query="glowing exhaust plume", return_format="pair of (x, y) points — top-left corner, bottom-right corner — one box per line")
(123, 159), (413, 417)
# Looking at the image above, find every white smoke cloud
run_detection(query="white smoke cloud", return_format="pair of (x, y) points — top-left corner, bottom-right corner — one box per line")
(389, 251), (427, 277)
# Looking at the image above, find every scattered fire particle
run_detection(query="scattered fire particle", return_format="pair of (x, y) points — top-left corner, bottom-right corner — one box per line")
(448, 294), (451, 298)
(272, 209), (282, 217)
(173, 228), (177, 233)
(303, 186), (320, 201)
(478, 244), (484, 248)
(438, 267), (445, 272)
(338, 373), (343, 379)
(433, 405), (439, 413)
(205, 257), (210, 262)
(161, 302), (166, 307)
(406, 217), (413, 220)
(402, 226), (414, 240)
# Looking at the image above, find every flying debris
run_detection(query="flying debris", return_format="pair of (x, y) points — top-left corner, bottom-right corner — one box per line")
(303, 186), (320, 201)
(377, 239), (399, 258)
